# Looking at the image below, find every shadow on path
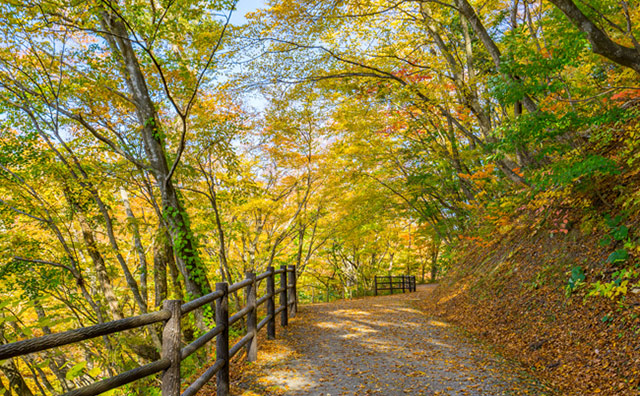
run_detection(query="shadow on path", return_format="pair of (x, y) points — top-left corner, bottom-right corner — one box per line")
(236, 285), (551, 396)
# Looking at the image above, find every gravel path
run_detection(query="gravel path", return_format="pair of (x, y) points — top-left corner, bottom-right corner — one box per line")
(236, 285), (552, 396)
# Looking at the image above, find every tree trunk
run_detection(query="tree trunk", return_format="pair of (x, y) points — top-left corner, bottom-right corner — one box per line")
(0, 359), (33, 396)
(90, 187), (148, 313)
(430, 239), (441, 281)
(452, 0), (539, 114)
(153, 232), (169, 307)
(33, 303), (72, 392)
(100, 13), (211, 300)
(120, 188), (149, 304)
(0, 376), (10, 395)
(446, 118), (475, 201)
(74, 209), (123, 320)
(0, 324), (34, 396)
(207, 181), (231, 277)
(420, 5), (533, 182)
(547, 0), (640, 74)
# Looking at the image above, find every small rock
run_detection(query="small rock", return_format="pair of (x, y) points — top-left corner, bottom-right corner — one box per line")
(546, 361), (561, 370)
(528, 340), (545, 351)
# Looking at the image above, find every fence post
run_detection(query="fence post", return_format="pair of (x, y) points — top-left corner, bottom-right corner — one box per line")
(413, 276), (416, 292)
(267, 266), (276, 339)
(287, 265), (297, 317)
(389, 275), (394, 295)
(280, 265), (288, 327)
(245, 272), (257, 362)
(161, 300), (181, 396)
(293, 265), (298, 316)
(374, 276), (378, 296)
(216, 282), (229, 396)
(402, 276), (406, 293)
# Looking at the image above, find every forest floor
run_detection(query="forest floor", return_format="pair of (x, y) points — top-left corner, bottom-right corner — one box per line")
(229, 285), (553, 396)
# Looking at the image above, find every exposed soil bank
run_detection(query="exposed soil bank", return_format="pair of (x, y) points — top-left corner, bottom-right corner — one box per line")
(421, 228), (640, 396)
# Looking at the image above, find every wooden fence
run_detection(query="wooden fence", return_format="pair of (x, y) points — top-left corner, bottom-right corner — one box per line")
(373, 275), (416, 296)
(0, 265), (298, 396)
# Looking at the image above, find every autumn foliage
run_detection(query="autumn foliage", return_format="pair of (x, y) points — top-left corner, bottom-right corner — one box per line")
(1, 0), (640, 394)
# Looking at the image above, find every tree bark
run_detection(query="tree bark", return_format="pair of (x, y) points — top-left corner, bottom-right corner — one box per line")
(204, 176), (232, 281)
(64, 186), (123, 321)
(82, 185), (148, 314)
(120, 188), (150, 304)
(451, 0), (539, 113)
(76, 212), (124, 320)
(153, 231), (169, 307)
(0, 359), (33, 396)
(0, 324), (34, 396)
(0, 330), (32, 396)
(0, 376), (9, 395)
(430, 238), (441, 281)
(100, 12), (211, 300)
(419, 4), (533, 182)
(547, 0), (640, 74)
(33, 303), (72, 392)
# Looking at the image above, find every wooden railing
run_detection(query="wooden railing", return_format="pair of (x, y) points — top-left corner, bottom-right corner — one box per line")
(373, 275), (416, 296)
(0, 265), (298, 396)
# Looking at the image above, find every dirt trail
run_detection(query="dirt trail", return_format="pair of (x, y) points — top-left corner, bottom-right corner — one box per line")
(236, 285), (552, 396)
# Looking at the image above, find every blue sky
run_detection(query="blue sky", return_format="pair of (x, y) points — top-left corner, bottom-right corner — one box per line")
(230, 0), (267, 25)
(227, 0), (270, 112)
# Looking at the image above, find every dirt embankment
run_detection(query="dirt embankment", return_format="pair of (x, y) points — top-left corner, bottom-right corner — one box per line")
(421, 227), (640, 396)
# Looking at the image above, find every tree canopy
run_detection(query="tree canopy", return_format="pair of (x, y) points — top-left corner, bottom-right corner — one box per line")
(0, 0), (638, 393)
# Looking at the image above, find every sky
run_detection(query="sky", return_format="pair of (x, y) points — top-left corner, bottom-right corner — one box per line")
(228, 0), (269, 113)
(230, 0), (267, 26)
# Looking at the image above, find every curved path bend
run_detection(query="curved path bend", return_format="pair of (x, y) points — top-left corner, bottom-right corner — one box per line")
(236, 285), (551, 396)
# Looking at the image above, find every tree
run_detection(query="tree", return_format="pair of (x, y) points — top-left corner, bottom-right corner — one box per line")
(547, 0), (640, 73)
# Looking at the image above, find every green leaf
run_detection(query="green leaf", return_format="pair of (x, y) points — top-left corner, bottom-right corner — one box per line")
(606, 249), (628, 264)
(613, 225), (629, 241)
(88, 366), (101, 377)
(36, 359), (50, 369)
(65, 361), (87, 380)
(606, 215), (623, 228)
(21, 326), (33, 337)
(599, 235), (612, 246)
(567, 266), (585, 293)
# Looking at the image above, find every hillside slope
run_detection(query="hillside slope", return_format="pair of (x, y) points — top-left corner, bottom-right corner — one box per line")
(423, 219), (640, 395)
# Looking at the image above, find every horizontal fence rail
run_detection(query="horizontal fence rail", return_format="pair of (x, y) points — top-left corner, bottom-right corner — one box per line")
(0, 310), (171, 361)
(0, 265), (298, 396)
(374, 275), (416, 296)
